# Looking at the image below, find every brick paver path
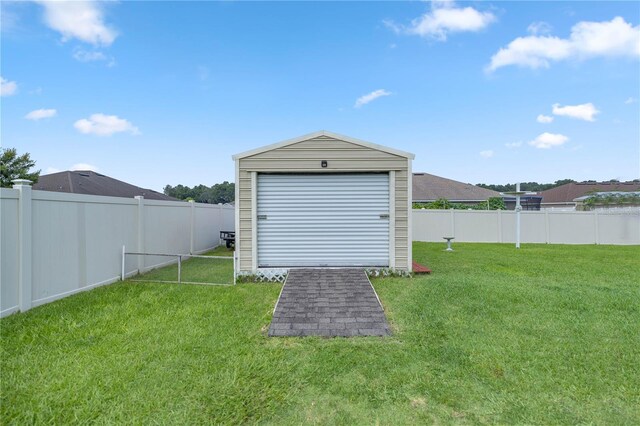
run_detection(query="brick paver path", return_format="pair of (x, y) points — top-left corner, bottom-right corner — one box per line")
(268, 268), (391, 337)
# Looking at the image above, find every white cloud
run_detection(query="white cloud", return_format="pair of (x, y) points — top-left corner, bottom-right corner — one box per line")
(528, 132), (569, 149)
(25, 108), (57, 120)
(1, 76), (17, 96)
(34, 0), (117, 46)
(625, 97), (636, 104)
(71, 163), (99, 172)
(552, 102), (599, 121)
(74, 113), (140, 136)
(505, 141), (523, 149)
(537, 114), (554, 123)
(480, 150), (494, 158)
(354, 89), (392, 108)
(487, 17), (640, 72)
(73, 48), (105, 61)
(527, 21), (552, 35)
(72, 48), (116, 66)
(45, 164), (99, 174)
(385, 1), (495, 41)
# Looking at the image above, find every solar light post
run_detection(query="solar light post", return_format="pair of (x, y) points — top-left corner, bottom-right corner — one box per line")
(505, 183), (527, 249)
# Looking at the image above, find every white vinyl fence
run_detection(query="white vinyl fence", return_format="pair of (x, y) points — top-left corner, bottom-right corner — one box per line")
(413, 209), (640, 245)
(1, 181), (234, 317)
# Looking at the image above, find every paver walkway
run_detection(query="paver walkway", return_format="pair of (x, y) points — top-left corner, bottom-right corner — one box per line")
(268, 268), (391, 337)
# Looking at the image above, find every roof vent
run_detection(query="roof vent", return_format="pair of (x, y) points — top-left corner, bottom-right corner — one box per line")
(78, 173), (90, 177)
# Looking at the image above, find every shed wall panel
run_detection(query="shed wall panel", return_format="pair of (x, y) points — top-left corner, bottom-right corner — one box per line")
(237, 135), (411, 272)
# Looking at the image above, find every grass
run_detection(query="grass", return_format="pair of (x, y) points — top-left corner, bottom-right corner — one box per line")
(2, 243), (639, 424)
(135, 245), (234, 284)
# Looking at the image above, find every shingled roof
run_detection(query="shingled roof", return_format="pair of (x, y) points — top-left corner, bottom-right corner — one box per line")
(413, 172), (500, 202)
(540, 181), (640, 204)
(33, 170), (179, 201)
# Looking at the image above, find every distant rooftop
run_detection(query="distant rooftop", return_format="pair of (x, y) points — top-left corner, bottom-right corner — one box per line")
(33, 170), (179, 201)
(413, 172), (500, 202)
(574, 191), (640, 202)
(540, 181), (640, 204)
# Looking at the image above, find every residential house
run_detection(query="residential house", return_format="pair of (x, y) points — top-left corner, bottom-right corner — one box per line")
(33, 170), (179, 201)
(412, 172), (501, 206)
(539, 180), (640, 210)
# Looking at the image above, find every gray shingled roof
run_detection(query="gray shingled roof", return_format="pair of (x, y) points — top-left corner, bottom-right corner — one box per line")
(413, 173), (500, 202)
(33, 170), (179, 201)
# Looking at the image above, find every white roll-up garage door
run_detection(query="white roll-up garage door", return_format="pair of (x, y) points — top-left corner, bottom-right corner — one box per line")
(257, 173), (389, 267)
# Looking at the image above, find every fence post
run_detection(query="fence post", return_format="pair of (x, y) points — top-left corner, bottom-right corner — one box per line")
(178, 255), (182, 284)
(594, 210), (599, 245)
(13, 179), (33, 313)
(450, 209), (455, 237)
(544, 209), (550, 244)
(135, 196), (144, 274)
(219, 203), (224, 246)
(189, 200), (195, 254)
(497, 209), (503, 243)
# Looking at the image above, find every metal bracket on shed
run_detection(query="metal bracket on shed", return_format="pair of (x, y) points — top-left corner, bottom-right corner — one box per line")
(257, 215), (267, 220)
(379, 213), (390, 219)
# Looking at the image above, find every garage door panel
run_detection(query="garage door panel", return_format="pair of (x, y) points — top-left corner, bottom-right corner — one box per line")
(258, 174), (389, 267)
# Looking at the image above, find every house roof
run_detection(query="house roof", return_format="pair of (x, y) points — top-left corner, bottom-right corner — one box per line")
(540, 181), (640, 204)
(232, 130), (415, 160)
(33, 170), (179, 201)
(413, 173), (501, 202)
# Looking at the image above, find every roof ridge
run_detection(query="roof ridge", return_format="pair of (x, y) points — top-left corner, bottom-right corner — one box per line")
(233, 131), (415, 160)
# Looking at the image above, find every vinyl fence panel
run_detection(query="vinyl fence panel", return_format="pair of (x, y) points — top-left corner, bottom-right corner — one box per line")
(1, 184), (235, 317)
(1, 189), (20, 316)
(413, 209), (640, 245)
(597, 211), (640, 245)
(143, 200), (192, 271)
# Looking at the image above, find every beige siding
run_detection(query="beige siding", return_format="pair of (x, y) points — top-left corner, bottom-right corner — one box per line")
(238, 170), (252, 270)
(394, 169), (409, 268)
(237, 135), (411, 272)
(240, 158), (407, 171)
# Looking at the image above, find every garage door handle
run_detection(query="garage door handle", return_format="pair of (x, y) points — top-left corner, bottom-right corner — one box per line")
(380, 214), (389, 219)
(258, 215), (267, 220)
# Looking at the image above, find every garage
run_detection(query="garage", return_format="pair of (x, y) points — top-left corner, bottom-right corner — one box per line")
(232, 131), (414, 274)
(257, 173), (390, 267)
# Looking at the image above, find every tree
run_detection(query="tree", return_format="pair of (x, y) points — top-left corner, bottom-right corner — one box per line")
(413, 197), (505, 210)
(476, 179), (576, 193)
(164, 181), (235, 204)
(0, 148), (40, 188)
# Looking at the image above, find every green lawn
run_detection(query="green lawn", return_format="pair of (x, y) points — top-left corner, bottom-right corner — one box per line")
(2, 243), (639, 424)
(135, 245), (234, 284)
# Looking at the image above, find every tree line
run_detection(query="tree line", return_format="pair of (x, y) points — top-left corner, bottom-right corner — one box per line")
(475, 179), (576, 193)
(414, 197), (506, 210)
(163, 182), (235, 204)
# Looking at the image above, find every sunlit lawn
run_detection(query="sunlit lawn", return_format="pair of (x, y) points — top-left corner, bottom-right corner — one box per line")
(2, 243), (638, 424)
(134, 245), (234, 284)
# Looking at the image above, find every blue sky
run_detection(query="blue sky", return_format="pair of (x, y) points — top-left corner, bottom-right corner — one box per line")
(2, 1), (639, 192)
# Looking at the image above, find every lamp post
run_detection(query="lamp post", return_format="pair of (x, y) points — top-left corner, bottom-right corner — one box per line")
(505, 183), (527, 249)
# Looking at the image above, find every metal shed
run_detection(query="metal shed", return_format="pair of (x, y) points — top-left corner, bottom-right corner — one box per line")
(232, 131), (414, 274)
